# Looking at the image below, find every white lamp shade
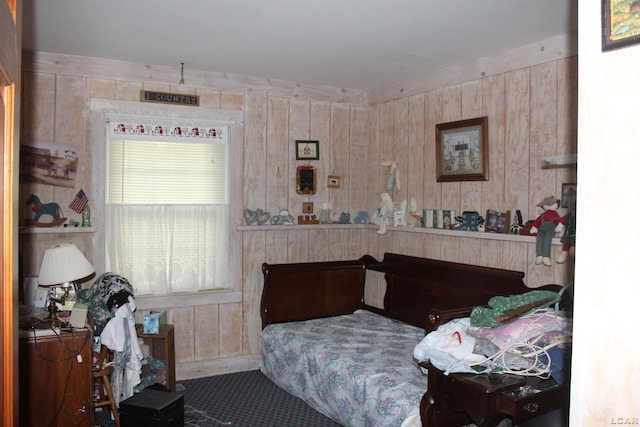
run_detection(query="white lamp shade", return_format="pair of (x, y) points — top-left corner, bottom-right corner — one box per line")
(38, 242), (95, 287)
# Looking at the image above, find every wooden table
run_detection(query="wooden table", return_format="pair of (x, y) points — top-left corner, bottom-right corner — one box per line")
(419, 361), (569, 426)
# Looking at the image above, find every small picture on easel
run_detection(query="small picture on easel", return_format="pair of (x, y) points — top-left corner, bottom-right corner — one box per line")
(303, 202), (314, 214)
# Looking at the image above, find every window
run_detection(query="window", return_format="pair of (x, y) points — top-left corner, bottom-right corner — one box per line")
(106, 125), (230, 296)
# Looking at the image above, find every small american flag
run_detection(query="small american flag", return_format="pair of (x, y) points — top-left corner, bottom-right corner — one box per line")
(69, 189), (89, 214)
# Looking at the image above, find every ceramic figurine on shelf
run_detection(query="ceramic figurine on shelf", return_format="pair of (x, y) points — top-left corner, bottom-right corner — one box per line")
(82, 204), (91, 227)
(25, 193), (67, 227)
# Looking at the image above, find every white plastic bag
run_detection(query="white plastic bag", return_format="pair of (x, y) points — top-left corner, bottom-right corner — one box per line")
(413, 317), (486, 375)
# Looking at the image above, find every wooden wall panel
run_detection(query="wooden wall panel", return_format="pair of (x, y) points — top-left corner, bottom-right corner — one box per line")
(528, 62), (558, 214)
(330, 104), (351, 216)
(197, 87), (222, 109)
(349, 106), (375, 215)
(195, 304), (219, 360)
(287, 229), (309, 263)
(504, 69), (531, 220)
(171, 306), (195, 363)
(241, 232), (266, 355)
(482, 74), (506, 213)
(309, 101), (331, 209)
(266, 97), (289, 214)
(407, 95), (425, 213)
(289, 99), (311, 213)
(423, 90), (443, 209)
(20, 72), (55, 140)
(308, 228), (330, 262)
(243, 94), (268, 212)
(219, 302), (243, 358)
(460, 80), (483, 213)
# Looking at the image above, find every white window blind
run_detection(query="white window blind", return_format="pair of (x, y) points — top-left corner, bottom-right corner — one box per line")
(108, 139), (228, 204)
(106, 131), (230, 296)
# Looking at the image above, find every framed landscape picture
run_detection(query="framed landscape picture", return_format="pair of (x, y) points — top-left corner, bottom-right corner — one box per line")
(435, 117), (489, 182)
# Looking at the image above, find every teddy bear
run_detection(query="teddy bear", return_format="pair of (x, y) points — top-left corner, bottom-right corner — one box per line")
(529, 196), (565, 266)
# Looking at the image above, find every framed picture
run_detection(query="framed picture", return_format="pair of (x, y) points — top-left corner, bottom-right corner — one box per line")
(295, 140), (319, 160)
(327, 175), (341, 188)
(435, 116), (489, 182)
(296, 165), (317, 194)
(302, 202), (314, 213)
(602, 0), (640, 51)
(561, 182), (577, 209)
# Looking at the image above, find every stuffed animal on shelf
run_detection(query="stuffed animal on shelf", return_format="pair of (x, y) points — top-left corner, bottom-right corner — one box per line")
(529, 196), (564, 266)
(371, 192), (394, 234)
(556, 197), (576, 264)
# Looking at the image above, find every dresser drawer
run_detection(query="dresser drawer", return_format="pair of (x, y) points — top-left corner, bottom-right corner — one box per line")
(501, 381), (569, 424)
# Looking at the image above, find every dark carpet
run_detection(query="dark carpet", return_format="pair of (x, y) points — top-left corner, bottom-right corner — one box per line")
(95, 369), (343, 427)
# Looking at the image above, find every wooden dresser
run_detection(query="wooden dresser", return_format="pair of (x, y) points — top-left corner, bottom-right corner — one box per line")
(19, 328), (93, 427)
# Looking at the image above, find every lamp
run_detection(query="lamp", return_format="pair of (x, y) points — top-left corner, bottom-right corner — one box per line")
(38, 242), (94, 327)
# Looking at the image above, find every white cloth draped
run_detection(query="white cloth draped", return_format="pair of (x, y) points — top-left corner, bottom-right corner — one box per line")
(100, 296), (144, 405)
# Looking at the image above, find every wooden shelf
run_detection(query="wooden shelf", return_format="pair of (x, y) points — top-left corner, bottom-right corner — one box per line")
(237, 223), (562, 245)
(541, 154), (577, 169)
(19, 226), (96, 234)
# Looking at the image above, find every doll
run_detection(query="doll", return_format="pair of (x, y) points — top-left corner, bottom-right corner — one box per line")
(529, 196), (564, 266)
(556, 197), (576, 264)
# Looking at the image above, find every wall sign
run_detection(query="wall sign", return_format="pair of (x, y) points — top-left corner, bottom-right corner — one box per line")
(140, 90), (200, 106)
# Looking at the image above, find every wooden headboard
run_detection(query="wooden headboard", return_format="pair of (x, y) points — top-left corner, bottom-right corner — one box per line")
(365, 253), (533, 330)
(261, 258), (367, 328)
(261, 253), (550, 331)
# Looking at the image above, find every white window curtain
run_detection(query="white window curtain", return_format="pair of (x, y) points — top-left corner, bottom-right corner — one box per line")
(105, 118), (230, 296)
(106, 204), (229, 295)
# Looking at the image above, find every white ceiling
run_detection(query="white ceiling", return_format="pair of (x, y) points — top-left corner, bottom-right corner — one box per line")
(21, 0), (578, 91)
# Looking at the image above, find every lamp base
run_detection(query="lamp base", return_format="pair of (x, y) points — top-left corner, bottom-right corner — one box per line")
(46, 298), (68, 328)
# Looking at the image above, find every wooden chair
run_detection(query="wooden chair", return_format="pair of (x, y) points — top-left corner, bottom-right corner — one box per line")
(93, 345), (120, 427)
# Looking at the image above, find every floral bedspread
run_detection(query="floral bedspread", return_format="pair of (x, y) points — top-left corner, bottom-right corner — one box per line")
(260, 310), (427, 427)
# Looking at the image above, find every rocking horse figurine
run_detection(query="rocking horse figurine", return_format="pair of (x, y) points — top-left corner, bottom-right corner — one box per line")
(25, 194), (67, 227)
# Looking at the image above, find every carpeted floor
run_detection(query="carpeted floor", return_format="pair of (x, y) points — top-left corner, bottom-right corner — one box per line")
(95, 369), (342, 427)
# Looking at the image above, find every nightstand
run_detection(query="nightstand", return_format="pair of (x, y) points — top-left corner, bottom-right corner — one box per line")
(135, 324), (176, 392)
(419, 361), (570, 426)
(19, 328), (93, 427)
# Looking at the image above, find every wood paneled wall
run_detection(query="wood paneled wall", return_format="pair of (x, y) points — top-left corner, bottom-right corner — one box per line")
(19, 43), (577, 379)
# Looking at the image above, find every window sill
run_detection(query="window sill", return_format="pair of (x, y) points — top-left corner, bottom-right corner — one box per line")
(134, 289), (241, 309)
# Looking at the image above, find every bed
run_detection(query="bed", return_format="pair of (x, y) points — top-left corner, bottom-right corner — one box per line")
(259, 252), (556, 427)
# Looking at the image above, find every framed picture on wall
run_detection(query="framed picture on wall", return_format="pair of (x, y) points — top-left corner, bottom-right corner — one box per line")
(435, 116), (489, 182)
(602, 0), (640, 51)
(295, 140), (320, 160)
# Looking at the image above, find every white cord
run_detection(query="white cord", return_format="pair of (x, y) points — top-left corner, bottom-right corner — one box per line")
(184, 405), (232, 426)
(470, 308), (571, 377)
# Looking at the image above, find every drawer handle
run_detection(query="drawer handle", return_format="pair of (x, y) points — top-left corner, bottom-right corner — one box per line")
(524, 402), (540, 413)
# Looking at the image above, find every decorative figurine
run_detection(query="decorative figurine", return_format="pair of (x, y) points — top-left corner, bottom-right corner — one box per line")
(25, 194), (67, 227)
(530, 196), (564, 266)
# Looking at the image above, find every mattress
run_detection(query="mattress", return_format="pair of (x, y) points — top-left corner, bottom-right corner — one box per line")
(260, 309), (427, 427)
